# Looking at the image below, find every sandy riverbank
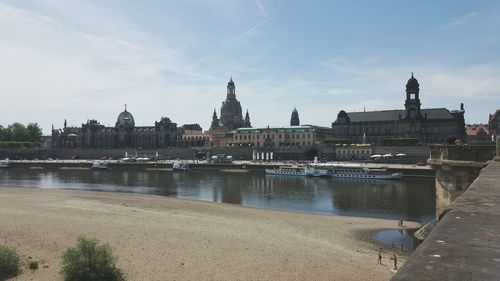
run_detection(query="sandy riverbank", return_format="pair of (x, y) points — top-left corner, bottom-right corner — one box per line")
(0, 187), (418, 281)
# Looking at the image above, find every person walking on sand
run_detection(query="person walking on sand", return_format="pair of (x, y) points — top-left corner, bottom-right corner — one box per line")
(378, 251), (382, 264)
(390, 255), (398, 270)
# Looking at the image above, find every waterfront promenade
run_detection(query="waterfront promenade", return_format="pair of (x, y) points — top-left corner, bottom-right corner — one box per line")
(6, 159), (434, 177)
(0, 187), (417, 281)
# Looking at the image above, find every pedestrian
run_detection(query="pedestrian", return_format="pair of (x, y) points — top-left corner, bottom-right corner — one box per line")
(378, 251), (382, 264)
(390, 255), (398, 270)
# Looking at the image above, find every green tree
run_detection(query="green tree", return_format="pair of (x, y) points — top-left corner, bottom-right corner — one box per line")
(0, 245), (20, 281)
(61, 236), (125, 281)
(26, 123), (42, 143)
(7, 123), (26, 142)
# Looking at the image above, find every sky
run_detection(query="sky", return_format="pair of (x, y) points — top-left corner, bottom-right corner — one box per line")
(1, 0), (499, 134)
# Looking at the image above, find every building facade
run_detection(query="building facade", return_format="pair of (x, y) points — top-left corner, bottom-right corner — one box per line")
(228, 125), (332, 148)
(466, 124), (491, 143)
(489, 110), (500, 139)
(52, 108), (207, 149)
(331, 74), (466, 144)
(335, 144), (373, 161)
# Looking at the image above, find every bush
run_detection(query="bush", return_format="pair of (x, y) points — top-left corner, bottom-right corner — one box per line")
(0, 245), (20, 281)
(29, 261), (38, 270)
(61, 236), (124, 281)
(0, 141), (39, 149)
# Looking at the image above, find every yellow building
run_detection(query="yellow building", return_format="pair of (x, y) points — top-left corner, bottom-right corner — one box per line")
(335, 144), (373, 160)
(229, 125), (331, 148)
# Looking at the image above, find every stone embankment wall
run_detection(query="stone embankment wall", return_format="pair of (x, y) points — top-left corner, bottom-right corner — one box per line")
(1, 145), (428, 162)
(428, 144), (496, 218)
(392, 138), (500, 281)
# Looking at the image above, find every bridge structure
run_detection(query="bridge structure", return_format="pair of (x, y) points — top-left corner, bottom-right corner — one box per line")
(392, 137), (500, 280)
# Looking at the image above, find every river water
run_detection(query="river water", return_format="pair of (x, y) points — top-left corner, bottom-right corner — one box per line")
(0, 169), (435, 222)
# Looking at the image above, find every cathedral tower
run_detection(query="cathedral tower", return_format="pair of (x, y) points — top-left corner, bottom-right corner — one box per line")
(290, 108), (300, 126)
(219, 77), (244, 130)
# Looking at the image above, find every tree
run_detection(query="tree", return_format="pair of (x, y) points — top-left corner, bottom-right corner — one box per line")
(8, 123), (26, 142)
(61, 236), (125, 281)
(0, 245), (20, 281)
(26, 123), (42, 143)
(0, 122), (42, 144)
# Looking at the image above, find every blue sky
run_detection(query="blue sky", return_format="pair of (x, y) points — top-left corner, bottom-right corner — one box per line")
(1, 0), (499, 134)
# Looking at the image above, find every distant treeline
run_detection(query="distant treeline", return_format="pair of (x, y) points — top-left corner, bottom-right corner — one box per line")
(0, 123), (42, 148)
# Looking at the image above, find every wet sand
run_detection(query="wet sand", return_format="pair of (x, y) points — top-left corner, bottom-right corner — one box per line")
(0, 187), (417, 281)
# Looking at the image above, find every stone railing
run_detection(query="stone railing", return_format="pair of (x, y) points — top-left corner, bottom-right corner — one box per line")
(428, 143), (496, 164)
(391, 136), (500, 280)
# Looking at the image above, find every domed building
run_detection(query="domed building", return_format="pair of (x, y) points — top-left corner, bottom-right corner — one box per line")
(210, 77), (252, 131)
(331, 73), (466, 144)
(115, 107), (135, 128)
(52, 105), (206, 149)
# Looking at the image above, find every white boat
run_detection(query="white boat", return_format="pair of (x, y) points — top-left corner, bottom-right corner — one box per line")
(305, 167), (334, 177)
(91, 161), (109, 170)
(265, 166), (307, 176)
(332, 167), (402, 180)
(0, 158), (10, 168)
(172, 162), (189, 172)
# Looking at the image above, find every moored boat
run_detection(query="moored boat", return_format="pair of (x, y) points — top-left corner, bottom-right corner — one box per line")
(0, 158), (10, 168)
(332, 167), (401, 180)
(172, 162), (189, 172)
(91, 161), (109, 170)
(305, 167), (334, 177)
(265, 166), (307, 176)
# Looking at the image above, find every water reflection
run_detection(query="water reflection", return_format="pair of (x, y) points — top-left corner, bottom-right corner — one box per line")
(0, 169), (435, 221)
(374, 229), (422, 252)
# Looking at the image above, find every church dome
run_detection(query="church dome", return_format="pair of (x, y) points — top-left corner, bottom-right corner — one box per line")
(116, 109), (135, 128)
(406, 73), (419, 90)
(338, 110), (348, 118)
(337, 110), (350, 124)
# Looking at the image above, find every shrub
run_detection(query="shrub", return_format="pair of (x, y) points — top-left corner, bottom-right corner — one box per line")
(61, 236), (125, 281)
(29, 261), (38, 270)
(0, 245), (20, 281)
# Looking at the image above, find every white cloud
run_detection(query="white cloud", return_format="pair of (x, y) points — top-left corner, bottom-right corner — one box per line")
(0, 2), (232, 133)
(442, 11), (478, 30)
(256, 1), (268, 17)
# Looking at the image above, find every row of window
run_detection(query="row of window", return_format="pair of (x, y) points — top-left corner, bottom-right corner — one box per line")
(234, 133), (313, 141)
(339, 125), (457, 135)
(232, 141), (313, 146)
(337, 150), (371, 155)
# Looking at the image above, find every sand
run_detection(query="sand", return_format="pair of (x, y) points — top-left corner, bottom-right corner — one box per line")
(0, 187), (417, 281)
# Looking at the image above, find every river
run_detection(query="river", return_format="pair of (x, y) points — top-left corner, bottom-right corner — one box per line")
(0, 168), (435, 222)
